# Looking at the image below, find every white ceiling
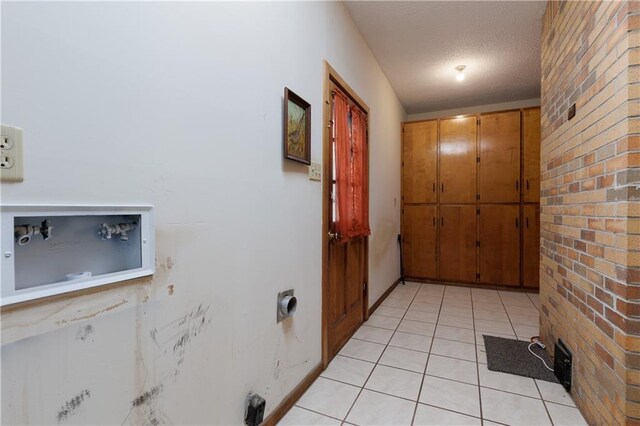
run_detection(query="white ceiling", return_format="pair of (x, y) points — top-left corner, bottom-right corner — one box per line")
(344, 1), (547, 114)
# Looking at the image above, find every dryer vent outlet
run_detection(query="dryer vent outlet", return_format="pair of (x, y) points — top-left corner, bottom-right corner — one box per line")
(277, 289), (297, 323)
(244, 393), (265, 426)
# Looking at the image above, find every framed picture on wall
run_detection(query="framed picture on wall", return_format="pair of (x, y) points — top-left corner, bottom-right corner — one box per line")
(284, 87), (311, 165)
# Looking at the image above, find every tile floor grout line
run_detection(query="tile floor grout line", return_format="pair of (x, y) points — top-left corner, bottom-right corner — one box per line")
(417, 402), (483, 421)
(533, 378), (556, 425)
(410, 283), (447, 426)
(341, 282), (424, 424)
(290, 405), (346, 423)
(496, 290), (521, 339)
(470, 288), (486, 425)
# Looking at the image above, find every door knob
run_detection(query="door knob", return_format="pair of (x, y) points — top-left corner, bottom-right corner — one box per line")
(328, 231), (341, 241)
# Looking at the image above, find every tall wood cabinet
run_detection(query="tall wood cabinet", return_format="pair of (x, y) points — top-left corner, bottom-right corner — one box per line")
(401, 107), (541, 289)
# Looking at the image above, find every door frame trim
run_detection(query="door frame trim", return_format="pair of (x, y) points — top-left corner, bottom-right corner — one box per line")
(322, 60), (370, 368)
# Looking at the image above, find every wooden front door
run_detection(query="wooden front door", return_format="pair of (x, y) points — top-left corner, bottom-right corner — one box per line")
(323, 65), (369, 365)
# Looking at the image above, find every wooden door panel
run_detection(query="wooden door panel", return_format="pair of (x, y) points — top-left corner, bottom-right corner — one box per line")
(480, 204), (520, 286)
(403, 121), (438, 203)
(324, 79), (367, 363)
(523, 204), (540, 288)
(346, 238), (365, 308)
(439, 117), (477, 204)
(523, 108), (541, 203)
(439, 205), (477, 282)
(480, 111), (521, 203)
(402, 205), (437, 279)
(328, 244), (347, 325)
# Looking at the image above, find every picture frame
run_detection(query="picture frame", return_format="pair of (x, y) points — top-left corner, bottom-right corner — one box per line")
(284, 87), (311, 165)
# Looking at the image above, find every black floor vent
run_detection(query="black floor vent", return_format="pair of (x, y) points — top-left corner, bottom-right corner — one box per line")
(554, 339), (572, 392)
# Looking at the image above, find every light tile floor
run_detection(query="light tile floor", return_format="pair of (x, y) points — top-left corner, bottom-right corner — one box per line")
(280, 282), (588, 426)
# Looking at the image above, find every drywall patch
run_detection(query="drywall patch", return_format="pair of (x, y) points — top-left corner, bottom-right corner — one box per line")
(75, 324), (94, 342)
(56, 389), (90, 423)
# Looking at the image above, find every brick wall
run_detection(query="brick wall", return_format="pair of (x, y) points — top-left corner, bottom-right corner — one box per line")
(540, 1), (640, 424)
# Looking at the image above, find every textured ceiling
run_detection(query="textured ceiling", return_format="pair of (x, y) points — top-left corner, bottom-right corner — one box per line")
(344, 1), (546, 114)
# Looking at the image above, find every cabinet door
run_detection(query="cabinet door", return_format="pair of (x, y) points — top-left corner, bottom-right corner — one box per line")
(439, 205), (477, 282)
(523, 108), (541, 203)
(402, 205), (437, 279)
(523, 204), (540, 288)
(479, 204), (520, 286)
(439, 117), (477, 204)
(403, 121), (438, 203)
(479, 111), (521, 203)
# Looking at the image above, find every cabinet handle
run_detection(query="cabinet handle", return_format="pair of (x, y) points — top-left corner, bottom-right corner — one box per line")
(526, 180), (530, 190)
(433, 216), (436, 226)
(526, 217), (529, 228)
(516, 180), (519, 191)
(516, 217), (519, 228)
(441, 183), (444, 193)
(441, 217), (444, 227)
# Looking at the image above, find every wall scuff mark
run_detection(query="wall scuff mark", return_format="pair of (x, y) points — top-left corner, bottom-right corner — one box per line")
(56, 389), (90, 423)
(75, 324), (94, 342)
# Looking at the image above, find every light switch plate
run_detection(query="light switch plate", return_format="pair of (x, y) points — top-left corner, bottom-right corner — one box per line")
(308, 161), (321, 181)
(1, 125), (24, 182)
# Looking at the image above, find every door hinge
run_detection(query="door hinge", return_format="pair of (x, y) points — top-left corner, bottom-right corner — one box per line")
(477, 208), (480, 215)
(402, 161), (405, 167)
(477, 118), (480, 125)
(476, 241), (480, 247)
(476, 157), (480, 163)
(476, 273), (480, 280)
(363, 282), (367, 292)
(476, 194), (480, 200)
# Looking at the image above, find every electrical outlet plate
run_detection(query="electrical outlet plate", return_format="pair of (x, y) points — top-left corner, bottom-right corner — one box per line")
(1, 124), (24, 182)
(308, 161), (321, 181)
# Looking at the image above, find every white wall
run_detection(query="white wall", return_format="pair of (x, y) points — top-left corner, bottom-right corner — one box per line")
(407, 98), (540, 121)
(0, 2), (405, 424)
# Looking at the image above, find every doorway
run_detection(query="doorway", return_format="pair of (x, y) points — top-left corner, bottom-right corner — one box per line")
(321, 61), (370, 367)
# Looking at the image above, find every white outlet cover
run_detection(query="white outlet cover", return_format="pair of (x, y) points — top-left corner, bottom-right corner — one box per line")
(308, 162), (321, 181)
(0, 124), (24, 182)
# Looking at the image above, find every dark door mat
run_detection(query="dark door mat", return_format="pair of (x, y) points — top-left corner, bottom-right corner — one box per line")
(483, 335), (559, 383)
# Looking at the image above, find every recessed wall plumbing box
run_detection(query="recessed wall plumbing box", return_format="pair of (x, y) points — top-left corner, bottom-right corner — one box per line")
(244, 393), (265, 426)
(1, 205), (154, 306)
(554, 338), (573, 392)
(277, 289), (297, 323)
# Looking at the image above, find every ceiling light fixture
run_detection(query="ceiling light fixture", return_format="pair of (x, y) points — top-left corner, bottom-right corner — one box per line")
(455, 65), (466, 82)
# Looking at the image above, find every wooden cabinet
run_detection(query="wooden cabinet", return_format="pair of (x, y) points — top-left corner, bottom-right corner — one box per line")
(402, 205), (437, 279)
(523, 108), (541, 203)
(523, 204), (540, 288)
(439, 117), (477, 204)
(403, 121), (438, 203)
(479, 204), (520, 286)
(439, 205), (477, 283)
(479, 111), (521, 203)
(401, 107), (540, 289)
